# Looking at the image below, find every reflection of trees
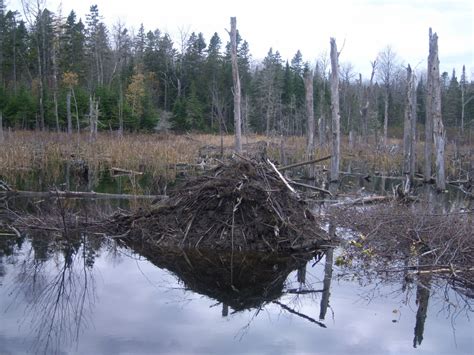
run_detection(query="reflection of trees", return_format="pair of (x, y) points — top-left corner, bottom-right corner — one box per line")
(7, 232), (101, 355)
(319, 248), (333, 321)
(413, 276), (431, 348)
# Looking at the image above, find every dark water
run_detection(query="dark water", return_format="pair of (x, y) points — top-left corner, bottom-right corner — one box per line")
(0, 232), (472, 355)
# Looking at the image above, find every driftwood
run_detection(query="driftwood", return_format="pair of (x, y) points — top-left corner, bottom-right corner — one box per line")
(279, 155), (331, 172)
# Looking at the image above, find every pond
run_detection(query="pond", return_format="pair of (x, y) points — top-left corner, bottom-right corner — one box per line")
(0, 229), (472, 355)
(0, 165), (472, 355)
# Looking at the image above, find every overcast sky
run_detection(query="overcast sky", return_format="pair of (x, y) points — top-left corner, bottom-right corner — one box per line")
(8, 0), (474, 79)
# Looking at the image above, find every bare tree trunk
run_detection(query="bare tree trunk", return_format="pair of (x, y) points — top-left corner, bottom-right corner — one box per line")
(410, 72), (417, 182)
(118, 83), (124, 136)
(89, 96), (98, 142)
(0, 111), (4, 143)
(305, 70), (315, 156)
(383, 90), (389, 145)
(403, 65), (413, 174)
(66, 89), (72, 134)
(330, 38), (340, 182)
(230, 17), (242, 153)
(72, 87), (80, 134)
(52, 36), (60, 132)
(428, 29), (446, 190)
(424, 29), (434, 182)
(359, 61), (376, 144)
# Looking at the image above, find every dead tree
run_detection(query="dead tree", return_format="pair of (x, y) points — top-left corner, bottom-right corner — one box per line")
(428, 29), (446, 190)
(305, 69), (315, 157)
(330, 38), (341, 182)
(230, 17), (242, 153)
(377, 47), (398, 145)
(410, 71), (417, 181)
(403, 65), (417, 182)
(359, 60), (376, 144)
(89, 96), (99, 142)
(66, 90), (72, 134)
(424, 30), (434, 182)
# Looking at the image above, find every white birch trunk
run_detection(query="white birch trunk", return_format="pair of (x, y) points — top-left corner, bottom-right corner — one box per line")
(329, 38), (340, 182)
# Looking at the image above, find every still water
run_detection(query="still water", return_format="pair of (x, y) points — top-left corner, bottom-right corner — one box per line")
(0, 232), (472, 355)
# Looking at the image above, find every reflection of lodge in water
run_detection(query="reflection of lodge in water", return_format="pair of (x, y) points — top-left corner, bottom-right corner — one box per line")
(124, 239), (323, 314)
(0, 231), (460, 354)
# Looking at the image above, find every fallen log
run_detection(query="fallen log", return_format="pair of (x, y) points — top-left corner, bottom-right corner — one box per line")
(111, 167), (143, 176)
(288, 181), (332, 196)
(279, 155), (331, 172)
(331, 195), (391, 207)
(0, 190), (166, 201)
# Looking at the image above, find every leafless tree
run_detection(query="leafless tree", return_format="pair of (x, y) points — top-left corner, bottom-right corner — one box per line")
(377, 46), (399, 145)
(403, 65), (417, 182)
(427, 29), (446, 190)
(330, 38), (340, 182)
(305, 69), (315, 157)
(230, 17), (242, 152)
(359, 60), (377, 144)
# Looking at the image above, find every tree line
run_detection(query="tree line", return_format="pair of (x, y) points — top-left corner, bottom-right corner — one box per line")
(0, 1), (472, 138)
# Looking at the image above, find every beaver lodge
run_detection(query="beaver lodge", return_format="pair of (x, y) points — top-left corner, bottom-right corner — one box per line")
(104, 157), (331, 252)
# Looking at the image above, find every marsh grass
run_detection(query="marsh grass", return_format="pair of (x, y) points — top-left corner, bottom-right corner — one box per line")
(0, 131), (470, 191)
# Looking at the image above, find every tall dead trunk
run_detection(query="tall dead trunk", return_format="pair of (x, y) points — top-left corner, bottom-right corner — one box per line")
(305, 70), (315, 157)
(72, 87), (80, 134)
(66, 89), (72, 134)
(403, 65), (416, 179)
(428, 29), (446, 190)
(230, 17), (242, 153)
(52, 34), (60, 132)
(359, 61), (376, 144)
(118, 82), (124, 136)
(383, 90), (389, 145)
(329, 38), (340, 182)
(89, 96), (98, 142)
(410, 72), (417, 182)
(424, 29), (434, 182)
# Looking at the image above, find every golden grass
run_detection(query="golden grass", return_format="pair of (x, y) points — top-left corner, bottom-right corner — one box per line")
(0, 131), (470, 187)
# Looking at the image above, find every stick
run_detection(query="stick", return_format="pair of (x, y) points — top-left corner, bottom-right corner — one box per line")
(279, 155), (331, 171)
(288, 181), (332, 196)
(266, 159), (298, 195)
(272, 301), (327, 328)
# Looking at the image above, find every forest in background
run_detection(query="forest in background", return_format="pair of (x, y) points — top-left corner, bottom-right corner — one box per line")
(0, 2), (473, 138)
